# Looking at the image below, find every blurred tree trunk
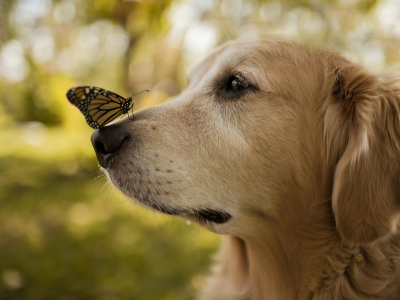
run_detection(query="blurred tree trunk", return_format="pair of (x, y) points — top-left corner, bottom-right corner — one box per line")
(0, 0), (12, 44)
(111, 0), (174, 92)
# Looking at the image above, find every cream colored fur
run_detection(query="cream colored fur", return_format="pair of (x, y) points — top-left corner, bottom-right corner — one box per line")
(105, 37), (400, 299)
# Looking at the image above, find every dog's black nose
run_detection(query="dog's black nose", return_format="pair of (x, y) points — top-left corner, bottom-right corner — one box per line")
(91, 125), (129, 168)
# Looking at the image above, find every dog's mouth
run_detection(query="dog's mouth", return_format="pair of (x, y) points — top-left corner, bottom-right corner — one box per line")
(106, 164), (231, 224)
(151, 204), (231, 224)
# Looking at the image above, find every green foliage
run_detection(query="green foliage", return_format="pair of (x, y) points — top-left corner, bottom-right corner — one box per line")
(0, 156), (218, 299)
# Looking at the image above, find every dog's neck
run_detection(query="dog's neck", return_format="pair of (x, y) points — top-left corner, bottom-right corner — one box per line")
(199, 195), (400, 300)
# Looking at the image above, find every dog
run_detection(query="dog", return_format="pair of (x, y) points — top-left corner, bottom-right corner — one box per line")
(91, 37), (400, 300)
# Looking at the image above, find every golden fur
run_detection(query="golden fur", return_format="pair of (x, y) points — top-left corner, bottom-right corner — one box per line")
(102, 37), (400, 299)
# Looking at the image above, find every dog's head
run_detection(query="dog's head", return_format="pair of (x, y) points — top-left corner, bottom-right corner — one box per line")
(91, 37), (400, 245)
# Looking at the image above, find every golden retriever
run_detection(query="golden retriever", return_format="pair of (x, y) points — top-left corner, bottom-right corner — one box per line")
(91, 37), (400, 300)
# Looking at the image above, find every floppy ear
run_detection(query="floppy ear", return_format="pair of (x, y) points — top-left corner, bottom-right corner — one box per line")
(324, 64), (400, 245)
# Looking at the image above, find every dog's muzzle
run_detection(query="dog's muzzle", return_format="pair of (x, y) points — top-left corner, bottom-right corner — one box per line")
(91, 124), (130, 168)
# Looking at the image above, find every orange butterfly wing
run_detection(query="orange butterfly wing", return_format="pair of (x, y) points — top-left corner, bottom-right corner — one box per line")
(66, 86), (132, 129)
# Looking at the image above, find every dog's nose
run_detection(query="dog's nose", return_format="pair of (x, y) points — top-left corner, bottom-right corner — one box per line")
(91, 125), (130, 168)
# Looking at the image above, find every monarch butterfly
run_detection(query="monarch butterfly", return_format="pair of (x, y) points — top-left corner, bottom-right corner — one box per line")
(66, 86), (148, 129)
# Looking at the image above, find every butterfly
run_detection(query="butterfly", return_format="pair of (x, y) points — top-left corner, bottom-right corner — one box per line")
(66, 86), (148, 129)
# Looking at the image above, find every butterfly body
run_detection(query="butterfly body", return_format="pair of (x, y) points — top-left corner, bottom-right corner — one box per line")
(66, 86), (133, 129)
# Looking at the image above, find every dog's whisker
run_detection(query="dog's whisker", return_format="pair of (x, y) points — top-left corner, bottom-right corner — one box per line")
(221, 24), (231, 42)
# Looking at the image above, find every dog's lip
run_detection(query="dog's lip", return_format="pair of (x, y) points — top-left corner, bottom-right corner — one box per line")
(150, 203), (231, 224)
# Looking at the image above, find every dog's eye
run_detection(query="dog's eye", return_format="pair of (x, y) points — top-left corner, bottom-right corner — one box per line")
(227, 76), (248, 92)
(219, 75), (250, 98)
(230, 76), (247, 89)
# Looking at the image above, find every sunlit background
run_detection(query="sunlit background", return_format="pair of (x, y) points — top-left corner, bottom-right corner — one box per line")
(0, 0), (399, 298)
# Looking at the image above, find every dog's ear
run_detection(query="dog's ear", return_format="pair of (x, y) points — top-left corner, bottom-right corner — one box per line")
(324, 64), (400, 245)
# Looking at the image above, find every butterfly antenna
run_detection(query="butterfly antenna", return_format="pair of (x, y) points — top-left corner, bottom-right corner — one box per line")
(128, 89), (149, 120)
(129, 90), (150, 98)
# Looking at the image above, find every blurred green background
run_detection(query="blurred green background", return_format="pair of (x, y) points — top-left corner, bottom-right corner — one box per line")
(0, 0), (399, 299)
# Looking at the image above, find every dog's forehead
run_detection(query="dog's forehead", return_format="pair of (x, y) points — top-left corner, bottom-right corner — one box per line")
(187, 41), (263, 81)
(186, 39), (295, 86)
(186, 43), (229, 83)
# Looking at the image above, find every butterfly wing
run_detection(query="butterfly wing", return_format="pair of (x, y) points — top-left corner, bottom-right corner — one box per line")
(66, 86), (133, 129)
